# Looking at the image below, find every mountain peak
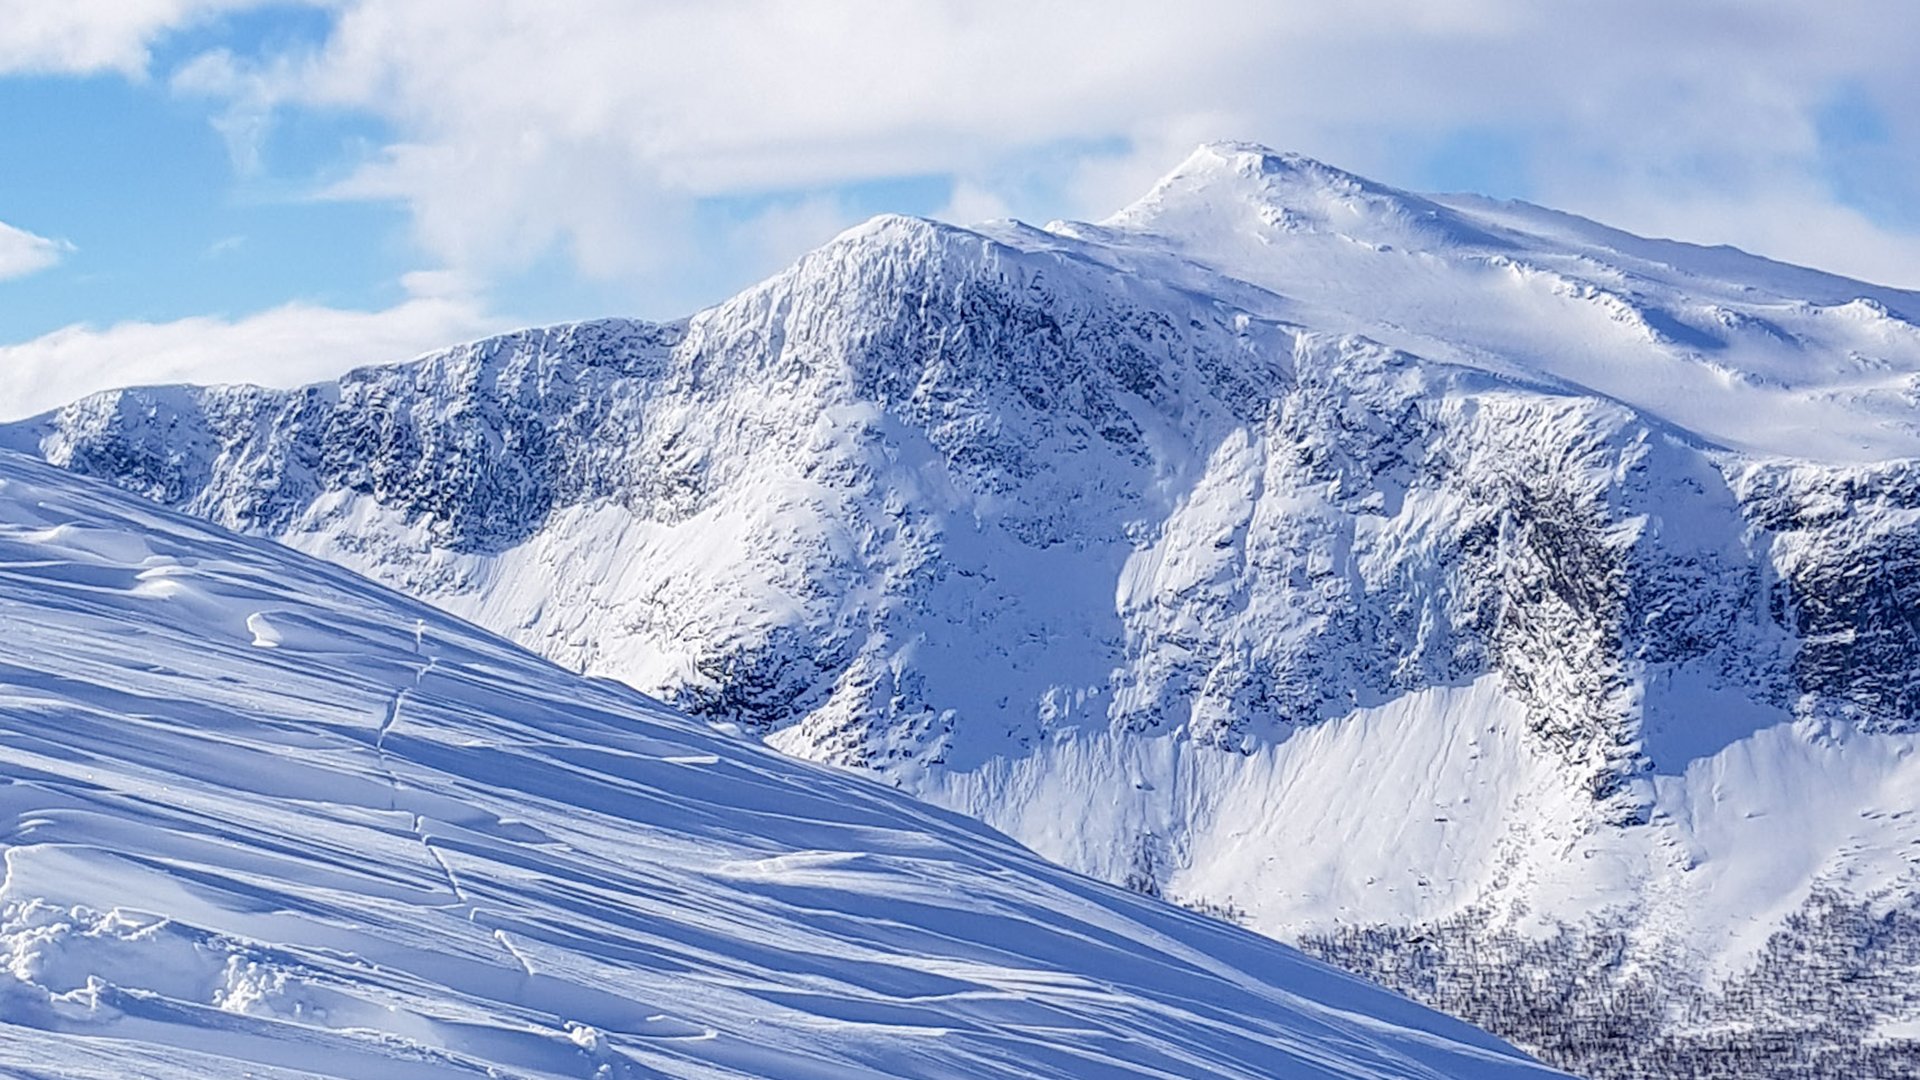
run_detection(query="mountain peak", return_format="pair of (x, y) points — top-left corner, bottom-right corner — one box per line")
(1106, 140), (1503, 254)
(1186, 140), (1359, 181)
(1124, 141), (1370, 215)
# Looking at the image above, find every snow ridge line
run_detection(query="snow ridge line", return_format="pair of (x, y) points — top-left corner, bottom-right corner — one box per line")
(376, 654), (435, 752)
(367, 639), (524, 975)
(493, 928), (536, 978)
(369, 649), (456, 901)
(414, 813), (468, 905)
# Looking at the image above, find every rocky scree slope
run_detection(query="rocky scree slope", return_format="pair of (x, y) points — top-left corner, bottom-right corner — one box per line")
(15, 143), (1920, 1079)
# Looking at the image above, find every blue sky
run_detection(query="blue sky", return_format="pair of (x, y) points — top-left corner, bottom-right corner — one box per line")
(4, 1), (1919, 418)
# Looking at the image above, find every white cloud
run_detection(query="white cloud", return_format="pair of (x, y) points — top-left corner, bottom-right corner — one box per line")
(5, 0), (1917, 426)
(156, 0), (1920, 295)
(203, 234), (246, 259)
(0, 220), (70, 281)
(0, 274), (510, 421)
(0, 0), (285, 77)
(936, 182), (1014, 228)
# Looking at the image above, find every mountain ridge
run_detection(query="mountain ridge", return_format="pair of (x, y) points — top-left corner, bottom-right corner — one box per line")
(16, 142), (1920, 1078)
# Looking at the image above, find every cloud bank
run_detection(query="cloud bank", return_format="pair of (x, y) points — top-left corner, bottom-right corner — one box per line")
(158, 0), (1920, 292)
(0, 272), (507, 421)
(5, 0), (1920, 414)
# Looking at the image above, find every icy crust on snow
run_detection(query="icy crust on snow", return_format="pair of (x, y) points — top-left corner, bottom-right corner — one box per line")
(0, 451), (1560, 1080)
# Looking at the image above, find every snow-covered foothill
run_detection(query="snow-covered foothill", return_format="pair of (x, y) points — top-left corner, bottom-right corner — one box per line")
(0, 450), (1560, 1079)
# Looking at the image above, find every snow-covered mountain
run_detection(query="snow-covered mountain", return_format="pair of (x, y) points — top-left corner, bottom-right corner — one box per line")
(0, 448), (1562, 1079)
(14, 141), (1920, 1077)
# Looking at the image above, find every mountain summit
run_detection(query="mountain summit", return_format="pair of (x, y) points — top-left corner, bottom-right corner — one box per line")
(1107, 141), (1508, 253)
(14, 144), (1920, 1078)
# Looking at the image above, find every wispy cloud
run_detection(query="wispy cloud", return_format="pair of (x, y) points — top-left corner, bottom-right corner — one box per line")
(0, 220), (71, 281)
(204, 234), (247, 259)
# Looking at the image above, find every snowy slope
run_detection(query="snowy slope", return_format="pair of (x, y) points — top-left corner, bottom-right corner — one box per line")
(1085, 142), (1920, 464)
(0, 448), (1561, 1080)
(15, 142), (1920, 1077)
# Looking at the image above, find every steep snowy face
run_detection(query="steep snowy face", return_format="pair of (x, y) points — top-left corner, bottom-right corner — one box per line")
(0, 450), (1561, 1080)
(16, 143), (1920, 1077)
(17, 216), (1785, 805)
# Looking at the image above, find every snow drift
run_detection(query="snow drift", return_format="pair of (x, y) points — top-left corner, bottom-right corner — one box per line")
(0, 449), (1559, 1079)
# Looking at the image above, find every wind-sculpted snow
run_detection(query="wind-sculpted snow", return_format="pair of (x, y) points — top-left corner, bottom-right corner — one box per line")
(0, 450), (1563, 1080)
(16, 142), (1920, 1078)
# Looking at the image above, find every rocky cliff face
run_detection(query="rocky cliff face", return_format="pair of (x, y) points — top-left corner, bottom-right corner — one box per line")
(16, 143), (1920, 1079)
